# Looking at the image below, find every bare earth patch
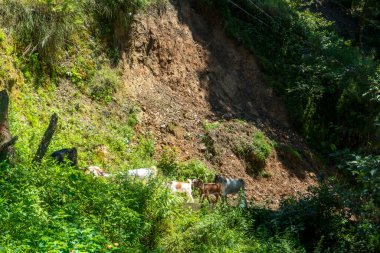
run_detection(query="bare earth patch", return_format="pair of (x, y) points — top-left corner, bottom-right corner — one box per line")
(119, 1), (325, 209)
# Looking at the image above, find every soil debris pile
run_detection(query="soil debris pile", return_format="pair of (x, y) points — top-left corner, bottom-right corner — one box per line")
(121, 1), (323, 208)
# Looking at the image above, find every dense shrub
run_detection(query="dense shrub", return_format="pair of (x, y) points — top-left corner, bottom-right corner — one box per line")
(263, 181), (380, 252)
(0, 161), (172, 251)
(338, 154), (380, 207)
(158, 205), (305, 253)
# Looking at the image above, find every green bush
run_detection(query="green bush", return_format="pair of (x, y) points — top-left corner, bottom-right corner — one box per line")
(256, 179), (380, 252)
(338, 154), (380, 206)
(158, 147), (179, 177)
(158, 206), (250, 252)
(158, 204), (305, 253)
(88, 66), (122, 102)
(177, 160), (215, 182)
(234, 131), (273, 175)
(0, 161), (173, 251)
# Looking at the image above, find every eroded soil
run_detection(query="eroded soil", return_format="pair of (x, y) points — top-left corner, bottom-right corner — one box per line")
(120, 1), (325, 208)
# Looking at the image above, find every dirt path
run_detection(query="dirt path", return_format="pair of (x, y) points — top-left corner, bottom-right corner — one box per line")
(120, 1), (324, 208)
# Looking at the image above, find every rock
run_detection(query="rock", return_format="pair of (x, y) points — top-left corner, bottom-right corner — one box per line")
(160, 124), (167, 132)
(199, 144), (207, 152)
(222, 113), (233, 120)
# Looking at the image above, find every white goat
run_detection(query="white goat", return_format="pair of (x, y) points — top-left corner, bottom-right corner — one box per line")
(81, 166), (110, 177)
(214, 175), (246, 204)
(127, 166), (157, 179)
(168, 179), (194, 203)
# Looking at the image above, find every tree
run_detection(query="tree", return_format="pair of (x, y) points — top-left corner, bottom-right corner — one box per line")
(0, 90), (17, 162)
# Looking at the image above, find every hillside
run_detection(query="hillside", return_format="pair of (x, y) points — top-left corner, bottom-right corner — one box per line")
(0, 0), (378, 252)
(122, 1), (323, 208)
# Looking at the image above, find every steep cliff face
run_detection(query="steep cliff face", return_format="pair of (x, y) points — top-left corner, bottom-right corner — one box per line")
(120, 1), (324, 208)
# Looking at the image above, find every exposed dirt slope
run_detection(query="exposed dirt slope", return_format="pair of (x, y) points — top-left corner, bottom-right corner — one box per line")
(120, 1), (323, 208)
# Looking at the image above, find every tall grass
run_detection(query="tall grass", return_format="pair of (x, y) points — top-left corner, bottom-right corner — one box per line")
(0, 0), (85, 64)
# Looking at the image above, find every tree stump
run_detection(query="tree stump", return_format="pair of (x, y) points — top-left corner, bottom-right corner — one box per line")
(0, 90), (17, 162)
(33, 113), (58, 164)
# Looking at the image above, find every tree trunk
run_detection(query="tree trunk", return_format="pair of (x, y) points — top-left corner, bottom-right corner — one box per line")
(0, 90), (17, 162)
(356, 0), (371, 46)
(33, 113), (58, 164)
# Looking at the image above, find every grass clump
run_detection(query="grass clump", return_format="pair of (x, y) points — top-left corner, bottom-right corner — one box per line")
(0, 0), (84, 65)
(158, 147), (214, 182)
(234, 131), (273, 175)
(88, 66), (122, 102)
(251, 131), (273, 163)
(203, 120), (220, 132)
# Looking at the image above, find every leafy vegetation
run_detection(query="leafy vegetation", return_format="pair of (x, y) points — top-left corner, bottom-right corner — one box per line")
(234, 130), (273, 175)
(0, 0), (84, 65)
(0, 162), (162, 251)
(195, 0), (380, 252)
(0, 0), (379, 252)
(159, 147), (214, 182)
(332, 0), (380, 50)
(199, 0), (380, 151)
(253, 182), (379, 252)
(88, 66), (122, 102)
(157, 205), (306, 253)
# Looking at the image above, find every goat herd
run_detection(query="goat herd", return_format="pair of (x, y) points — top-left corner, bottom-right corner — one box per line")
(51, 148), (246, 207)
(169, 176), (246, 206)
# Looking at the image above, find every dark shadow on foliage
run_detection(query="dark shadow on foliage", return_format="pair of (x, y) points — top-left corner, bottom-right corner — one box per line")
(249, 180), (380, 253)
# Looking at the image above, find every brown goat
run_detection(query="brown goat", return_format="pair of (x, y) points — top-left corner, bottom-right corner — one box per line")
(192, 179), (222, 205)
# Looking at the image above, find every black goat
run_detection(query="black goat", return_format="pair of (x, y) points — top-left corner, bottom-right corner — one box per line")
(51, 148), (78, 167)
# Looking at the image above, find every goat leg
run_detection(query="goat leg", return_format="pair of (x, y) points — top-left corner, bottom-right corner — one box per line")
(199, 194), (204, 204)
(187, 191), (194, 203)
